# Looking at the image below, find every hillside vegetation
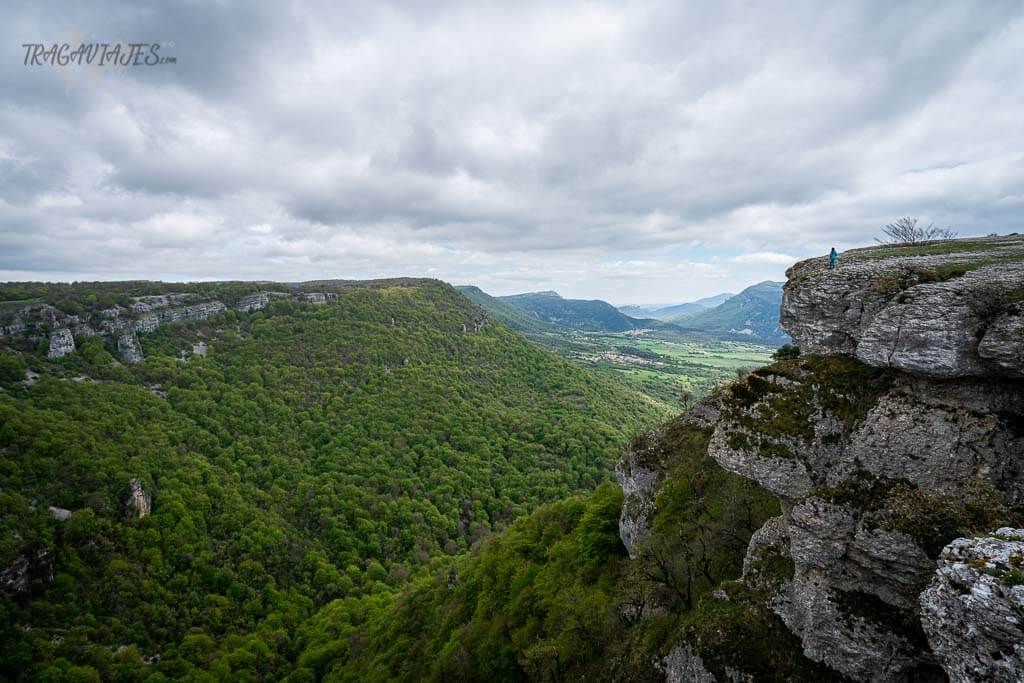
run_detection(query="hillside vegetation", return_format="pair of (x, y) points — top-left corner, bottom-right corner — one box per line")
(0, 279), (667, 681)
(454, 286), (558, 334)
(292, 412), (804, 682)
(497, 291), (652, 332)
(670, 281), (790, 345)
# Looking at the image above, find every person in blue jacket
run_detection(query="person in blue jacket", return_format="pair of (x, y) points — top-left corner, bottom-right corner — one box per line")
(828, 247), (839, 270)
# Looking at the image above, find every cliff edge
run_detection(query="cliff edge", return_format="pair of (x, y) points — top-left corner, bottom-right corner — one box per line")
(781, 234), (1024, 378)
(622, 235), (1024, 682)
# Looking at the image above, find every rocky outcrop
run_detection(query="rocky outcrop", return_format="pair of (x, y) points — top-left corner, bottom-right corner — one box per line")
(772, 498), (940, 680)
(781, 235), (1024, 379)
(461, 319), (487, 333)
(1, 545), (53, 594)
(977, 311), (1024, 377)
(616, 439), (662, 558)
(0, 294), (236, 362)
(237, 292), (270, 312)
(709, 365), (1024, 505)
(133, 301), (226, 334)
(48, 506), (71, 521)
(1, 288), (346, 362)
(623, 237), (1024, 682)
(616, 399), (717, 557)
(920, 529), (1024, 683)
(661, 645), (718, 683)
(125, 478), (152, 518)
(130, 294), (190, 313)
(299, 292), (328, 304)
(118, 333), (144, 364)
(47, 328), (75, 358)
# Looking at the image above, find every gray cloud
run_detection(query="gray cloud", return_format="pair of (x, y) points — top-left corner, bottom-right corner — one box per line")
(1, 0), (1023, 301)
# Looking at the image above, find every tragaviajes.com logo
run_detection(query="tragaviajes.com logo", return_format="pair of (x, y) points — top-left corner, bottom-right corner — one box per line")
(22, 41), (176, 67)
(21, 34), (177, 94)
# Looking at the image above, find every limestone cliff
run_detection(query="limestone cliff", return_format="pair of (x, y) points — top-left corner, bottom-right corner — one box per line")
(623, 235), (1024, 682)
(781, 235), (1024, 378)
(0, 288), (324, 362)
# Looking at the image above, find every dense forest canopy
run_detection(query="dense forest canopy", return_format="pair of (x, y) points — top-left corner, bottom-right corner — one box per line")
(0, 279), (668, 680)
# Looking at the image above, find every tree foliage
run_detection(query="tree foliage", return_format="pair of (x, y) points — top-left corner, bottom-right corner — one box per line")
(0, 280), (666, 680)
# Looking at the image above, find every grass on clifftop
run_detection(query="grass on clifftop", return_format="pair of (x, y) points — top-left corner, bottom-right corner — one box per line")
(844, 234), (1023, 260)
(847, 238), (1008, 260)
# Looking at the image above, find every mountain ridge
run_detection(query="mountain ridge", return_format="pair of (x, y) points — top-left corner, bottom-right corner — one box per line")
(619, 292), (734, 319)
(669, 280), (790, 344)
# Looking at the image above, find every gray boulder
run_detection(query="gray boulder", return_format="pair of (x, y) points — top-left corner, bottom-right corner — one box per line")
(47, 328), (75, 358)
(920, 529), (1024, 683)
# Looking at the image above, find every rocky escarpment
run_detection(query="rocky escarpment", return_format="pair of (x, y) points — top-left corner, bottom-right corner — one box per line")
(0, 287), (338, 363)
(626, 236), (1024, 682)
(782, 234), (1024, 378)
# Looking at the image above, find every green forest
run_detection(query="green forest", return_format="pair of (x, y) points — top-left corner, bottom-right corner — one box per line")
(0, 280), (675, 681)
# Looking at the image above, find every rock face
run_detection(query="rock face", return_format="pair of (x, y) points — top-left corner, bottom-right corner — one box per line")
(781, 235), (1024, 379)
(623, 237), (1024, 682)
(772, 498), (940, 680)
(616, 399), (717, 557)
(125, 478), (152, 518)
(661, 645), (718, 683)
(133, 301), (226, 334)
(1, 288), (348, 362)
(616, 437), (662, 558)
(978, 311), (1024, 377)
(708, 366), (1024, 505)
(0, 546), (53, 594)
(920, 529), (1024, 683)
(118, 333), (144, 364)
(47, 328), (75, 358)
(237, 292), (269, 312)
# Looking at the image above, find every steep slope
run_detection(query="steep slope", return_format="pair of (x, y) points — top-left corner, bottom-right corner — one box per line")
(670, 280), (789, 345)
(455, 285), (558, 334)
(297, 236), (1024, 682)
(0, 278), (668, 681)
(629, 235), (1024, 681)
(498, 291), (654, 332)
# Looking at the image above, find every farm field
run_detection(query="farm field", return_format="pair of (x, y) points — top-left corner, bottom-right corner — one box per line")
(525, 328), (775, 407)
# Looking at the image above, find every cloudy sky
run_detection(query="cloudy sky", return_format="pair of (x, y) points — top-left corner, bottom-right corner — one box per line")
(2, 1), (1023, 304)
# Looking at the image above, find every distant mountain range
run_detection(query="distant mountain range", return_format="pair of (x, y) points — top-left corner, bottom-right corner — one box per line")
(457, 282), (789, 345)
(669, 281), (790, 344)
(494, 290), (654, 332)
(618, 292), (734, 320)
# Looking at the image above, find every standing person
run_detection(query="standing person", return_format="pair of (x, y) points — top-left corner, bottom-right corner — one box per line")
(828, 247), (839, 270)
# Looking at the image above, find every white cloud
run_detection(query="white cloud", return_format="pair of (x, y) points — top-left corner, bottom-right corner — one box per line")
(1, 1), (1023, 300)
(731, 252), (800, 265)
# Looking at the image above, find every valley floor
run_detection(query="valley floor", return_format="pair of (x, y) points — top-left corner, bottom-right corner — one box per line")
(523, 329), (774, 407)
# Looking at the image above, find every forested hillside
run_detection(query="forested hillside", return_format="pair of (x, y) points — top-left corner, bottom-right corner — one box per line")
(291, 409), (816, 682)
(454, 286), (558, 334)
(670, 281), (790, 345)
(497, 291), (651, 332)
(0, 279), (667, 680)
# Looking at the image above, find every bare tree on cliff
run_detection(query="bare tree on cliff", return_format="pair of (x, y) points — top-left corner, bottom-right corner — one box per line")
(877, 216), (958, 244)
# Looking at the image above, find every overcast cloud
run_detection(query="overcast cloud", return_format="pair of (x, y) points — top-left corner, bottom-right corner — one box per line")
(2, 1), (1023, 303)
